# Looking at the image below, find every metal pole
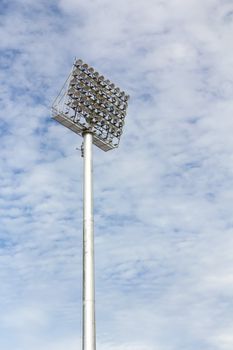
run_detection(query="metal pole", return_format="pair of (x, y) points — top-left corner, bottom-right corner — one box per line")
(82, 131), (96, 350)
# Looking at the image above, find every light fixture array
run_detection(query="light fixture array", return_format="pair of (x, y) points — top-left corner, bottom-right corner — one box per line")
(52, 59), (129, 151)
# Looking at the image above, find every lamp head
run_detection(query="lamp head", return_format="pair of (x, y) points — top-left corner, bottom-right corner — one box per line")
(52, 59), (130, 151)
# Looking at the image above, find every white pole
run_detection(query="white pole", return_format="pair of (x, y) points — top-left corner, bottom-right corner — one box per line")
(82, 131), (96, 350)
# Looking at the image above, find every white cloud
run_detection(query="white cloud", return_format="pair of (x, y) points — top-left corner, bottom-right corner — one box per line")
(0, 0), (233, 349)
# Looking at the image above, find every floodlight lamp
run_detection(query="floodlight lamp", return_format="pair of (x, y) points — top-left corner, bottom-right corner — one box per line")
(52, 58), (130, 151)
(101, 81), (107, 87)
(123, 94), (130, 102)
(77, 73), (85, 81)
(98, 75), (105, 83)
(112, 118), (118, 125)
(71, 99), (79, 106)
(119, 92), (125, 99)
(70, 78), (76, 86)
(68, 87), (76, 96)
(75, 59), (83, 67)
(93, 72), (99, 80)
(72, 68), (80, 77)
(88, 67), (94, 75)
(82, 63), (89, 71)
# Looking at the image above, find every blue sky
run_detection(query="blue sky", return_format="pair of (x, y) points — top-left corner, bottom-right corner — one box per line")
(1, 0), (233, 349)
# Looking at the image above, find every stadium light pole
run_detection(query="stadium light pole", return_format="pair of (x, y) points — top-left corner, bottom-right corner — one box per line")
(51, 59), (129, 350)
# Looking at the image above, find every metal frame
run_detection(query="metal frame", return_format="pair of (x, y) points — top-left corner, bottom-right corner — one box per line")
(52, 59), (129, 152)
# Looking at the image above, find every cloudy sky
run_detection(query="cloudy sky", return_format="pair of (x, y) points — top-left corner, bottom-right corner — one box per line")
(1, 0), (233, 349)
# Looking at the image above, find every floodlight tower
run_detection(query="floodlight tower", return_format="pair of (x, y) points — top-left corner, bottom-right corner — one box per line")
(51, 59), (129, 350)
